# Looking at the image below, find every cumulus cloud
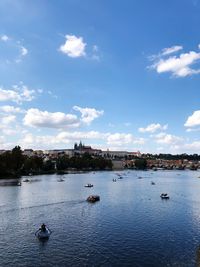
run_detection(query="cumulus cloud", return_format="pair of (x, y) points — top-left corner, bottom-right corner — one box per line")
(149, 45), (200, 77)
(0, 84), (36, 103)
(59, 35), (86, 58)
(154, 132), (183, 145)
(57, 131), (106, 141)
(1, 35), (9, 42)
(1, 115), (16, 125)
(17, 129), (145, 150)
(23, 108), (80, 129)
(139, 123), (168, 133)
(0, 105), (24, 113)
(106, 133), (145, 146)
(0, 113), (17, 136)
(73, 106), (104, 125)
(19, 131), (106, 148)
(184, 110), (200, 127)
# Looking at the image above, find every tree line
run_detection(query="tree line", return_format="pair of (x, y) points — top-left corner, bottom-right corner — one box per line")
(142, 153), (200, 161)
(0, 146), (113, 178)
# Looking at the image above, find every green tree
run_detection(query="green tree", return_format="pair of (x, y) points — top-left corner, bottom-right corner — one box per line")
(11, 146), (24, 172)
(135, 159), (147, 170)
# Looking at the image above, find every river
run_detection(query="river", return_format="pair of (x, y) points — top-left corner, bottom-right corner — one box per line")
(0, 170), (200, 266)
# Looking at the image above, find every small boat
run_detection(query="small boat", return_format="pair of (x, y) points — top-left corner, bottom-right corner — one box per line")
(23, 178), (30, 182)
(160, 193), (170, 199)
(112, 179), (117, 182)
(57, 178), (65, 182)
(87, 195), (100, 203)
(151, 181), (155, 185)
(138, 176), (143, 179)
(35, 225), (52, 240)
(118, 176), (123, 179)
(84, 183), (93, 188)
(17, 182), (21, 186)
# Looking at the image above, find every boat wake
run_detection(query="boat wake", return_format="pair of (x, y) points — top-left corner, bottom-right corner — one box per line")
(0, 199), (86, 214)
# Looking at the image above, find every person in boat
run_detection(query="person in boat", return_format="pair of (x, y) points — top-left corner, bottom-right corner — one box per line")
(40, 223), (46, 232)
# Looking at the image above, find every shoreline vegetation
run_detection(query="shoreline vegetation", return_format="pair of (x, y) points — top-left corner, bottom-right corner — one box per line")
(0, 146), (113, 179)
(0, 146), (199, 179)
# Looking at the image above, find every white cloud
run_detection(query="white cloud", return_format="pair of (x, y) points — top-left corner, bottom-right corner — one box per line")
(19, 131), (105, 149)
(154, 132), (183, 145)
(20, 46), (28, 56)
(184, 110), (200, 127)
(184, 141), (200, 151)
(0, 84), (36, 103)
(17, 130), (145, 150)
(73, 106), (104, 125)
(0, 35), (28, 63)
(161, 45), (183, 56)
(23, 105), (104, 129)
(23, 108), (80, 129)
(1, 115), (16, 125)
(149, 46), (200, 77)
(0, 114), (17, 135)
(59, 35), (86, 58)
(0, 105), (24, 113)
(139, 123), (168, 133)
(106, 133), (145, 146)
(1, 35), (9, 42)
(57, 131), (106, 141)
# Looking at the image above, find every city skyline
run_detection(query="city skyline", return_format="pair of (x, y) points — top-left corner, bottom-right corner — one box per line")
(0, 0), (200, 153)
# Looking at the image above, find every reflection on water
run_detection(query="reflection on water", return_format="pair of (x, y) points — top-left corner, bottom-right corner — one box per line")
(0, 179), (21, 186)
(196, 246), (200, 267)
(0, 170), (200, 266)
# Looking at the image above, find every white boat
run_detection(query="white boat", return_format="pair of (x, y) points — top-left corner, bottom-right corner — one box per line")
(35, 227), (52, 239)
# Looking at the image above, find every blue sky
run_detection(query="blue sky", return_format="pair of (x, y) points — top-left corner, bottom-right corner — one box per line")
(0, 0), (200, 153)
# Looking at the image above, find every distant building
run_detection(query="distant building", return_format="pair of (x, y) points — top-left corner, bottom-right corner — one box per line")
(23, 149), (34, 157)
(74, 142), (102, 156)
(101, 150), (141, 159)
(43, 149), (74, 158)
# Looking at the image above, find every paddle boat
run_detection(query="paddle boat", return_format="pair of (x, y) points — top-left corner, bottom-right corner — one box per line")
(23, 178), (30, 182)
(160, 193), (170, 199)
(87, 195), (100, 203)
(57, 178), (65, 182)
(35, 224), (52, 240)
(85, 183), (93, 188)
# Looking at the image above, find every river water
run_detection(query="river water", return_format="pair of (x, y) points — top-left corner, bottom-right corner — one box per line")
(1, 170), (200, 267)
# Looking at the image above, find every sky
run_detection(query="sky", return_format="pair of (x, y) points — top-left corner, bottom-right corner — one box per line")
(0, 0), (200, 154)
